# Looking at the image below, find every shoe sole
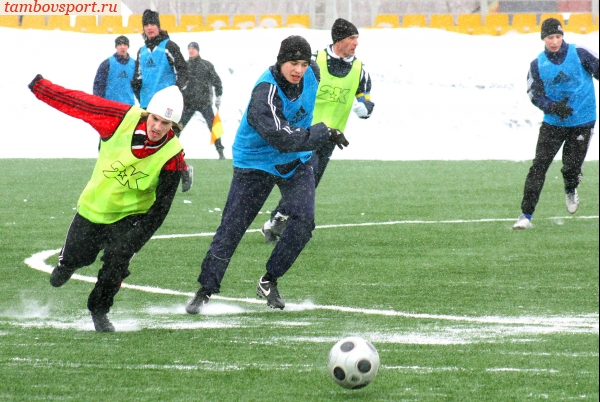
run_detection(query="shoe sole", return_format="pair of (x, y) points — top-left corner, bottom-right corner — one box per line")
(256, 288), (285, 310)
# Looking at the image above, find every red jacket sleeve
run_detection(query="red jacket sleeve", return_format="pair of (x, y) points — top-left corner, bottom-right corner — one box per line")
(31, 78), (132, 139)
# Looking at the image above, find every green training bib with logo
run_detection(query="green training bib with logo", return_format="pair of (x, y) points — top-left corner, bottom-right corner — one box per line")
(78, 107), (183, 224)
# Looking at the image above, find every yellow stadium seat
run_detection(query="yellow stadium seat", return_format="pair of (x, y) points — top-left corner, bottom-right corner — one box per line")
(374, 14), (399, 28)
(74, 15), (103, 33)
(429, 14), (455, 31)
(20, 15), (46, 30)
(480, 13), (510, 36)
(159, 14), (178, 32)
(179, 14), (203, 32)
(206, 14), (230, 30)
(540, 13), (565, 27)
(47, 15), (71, 31)
(402, 14), (426, 28)
(286, 14), (310, 28)
(233, 14), (256, 29)
(259, 14), (282, 28)
(0, 15), (20, 29)
(565, 13), (595, 34)
(511, 13), (539, 34)
(126, 14), (143, 33)
(99, 15), (126, 34)
(456, 14), (482, 35)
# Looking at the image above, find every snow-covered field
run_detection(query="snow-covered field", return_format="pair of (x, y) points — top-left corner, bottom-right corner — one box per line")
(1, 26), (597, 160)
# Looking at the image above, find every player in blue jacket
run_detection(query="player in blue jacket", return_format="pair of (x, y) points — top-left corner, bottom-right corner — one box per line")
(513, 18), (598, 230)
(185, 36), (349, 312)
(93, 35), (136, 105)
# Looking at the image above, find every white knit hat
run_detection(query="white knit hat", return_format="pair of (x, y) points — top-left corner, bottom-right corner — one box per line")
(146, 86), (183, 123)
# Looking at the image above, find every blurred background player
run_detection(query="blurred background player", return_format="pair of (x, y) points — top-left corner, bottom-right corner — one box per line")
(131, 9), (193, 192)
(29, 76), (187, 332)
(93, 35), (135, 105)
(513, 18), (598, 230)
(261, 18), (374, 242)
(185, 36), (349, 314)
(180, 41), (225, 160)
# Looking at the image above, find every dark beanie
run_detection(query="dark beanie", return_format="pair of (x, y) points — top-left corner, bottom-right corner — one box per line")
(277, 35), (312, 65)
(115, 35), (129, 47)
(188, 42), (199, 51)
(142, 9), (160, 27)
(541, 18), (563, 39)
(331, 18), (359, 43)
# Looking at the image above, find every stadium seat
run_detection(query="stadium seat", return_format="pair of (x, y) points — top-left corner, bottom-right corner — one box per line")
(206, 14), (230, 30)
(74, 16), (103, 33)
(286, 14), (310, 28)
(233, 14), (256, 29)
(179, 14), (204, 32)
(0, 15), (20, 29)
(565, 13), (595, 33)
(373, 14), (399, 28)
(46, 15), (71, 31)
(456, 14), (482, 35)
(510, 13), (539, 34)
(158, 14), (178, 32)
(259, 14), (282, 28)
(402, 14), (426, 28)
(482, 13), (509, 36)
(126, 14), (143, 33)
(99, 16), (126, 34)
(20, 15), (46, 30)
(540, 13), (565, 27)
(429, 14), (455, 31)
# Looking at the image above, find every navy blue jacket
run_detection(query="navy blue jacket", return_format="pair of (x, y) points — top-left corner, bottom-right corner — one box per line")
(93, 53), (133, 98)
(527, 41), (599, 127)
(246, 61), (329, 153)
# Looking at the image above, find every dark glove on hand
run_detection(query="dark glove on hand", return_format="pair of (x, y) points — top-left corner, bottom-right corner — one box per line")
(551, 97), (573, 120)
(328, 128), (349, 150)
(28, 74), (44, 91)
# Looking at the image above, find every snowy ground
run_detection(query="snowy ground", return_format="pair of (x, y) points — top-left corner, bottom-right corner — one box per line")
(1, 26), (598, 160)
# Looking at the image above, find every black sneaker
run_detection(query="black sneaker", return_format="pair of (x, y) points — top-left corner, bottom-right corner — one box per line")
(256, 276), (285, 310)
(182, 165), (194, 192)
(49, 265), (77, 287)
(185, 289), (211, 314)
(91, 313), (115, 332)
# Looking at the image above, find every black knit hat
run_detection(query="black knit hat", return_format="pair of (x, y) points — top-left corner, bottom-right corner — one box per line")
(188, 42), (199, 51)
(541, 18), (563, 39)
(277, 35), (311, 66)
(331, 18), (359, 43)
(142, 9), (160, 27)
(115, 35), (129, 47)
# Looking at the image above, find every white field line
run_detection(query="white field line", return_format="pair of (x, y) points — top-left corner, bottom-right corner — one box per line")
(24, 213), (600, 330)
(151, 215), (599, 239)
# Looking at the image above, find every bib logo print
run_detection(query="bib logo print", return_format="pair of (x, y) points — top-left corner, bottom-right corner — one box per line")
(317, 85), (350, 104)
(103, 161), (149, 189)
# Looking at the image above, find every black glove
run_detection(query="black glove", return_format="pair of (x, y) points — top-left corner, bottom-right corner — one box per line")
(328, 128), (349, 150)
(551, 97), (573, 120)
(28, 74), (44, 91)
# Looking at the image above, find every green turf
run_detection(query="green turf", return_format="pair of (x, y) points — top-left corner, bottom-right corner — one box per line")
(0, 159), (598, 401)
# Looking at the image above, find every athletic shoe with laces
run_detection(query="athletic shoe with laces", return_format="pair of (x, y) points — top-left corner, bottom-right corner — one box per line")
(49, 265), (77, 287)
(256, 276), (285, 310)
(512, 214), (533, 230)
(260, 220), (278, 244)
(566, 189), (579, 214)
(185, 289), (211, 314)
(270, 212), (288, 237)
(181, 165), (194, 193)
(91, 312), (115, 332)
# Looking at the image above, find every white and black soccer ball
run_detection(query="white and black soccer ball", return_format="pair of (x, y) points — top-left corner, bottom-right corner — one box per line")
(327, 336), (380, 389)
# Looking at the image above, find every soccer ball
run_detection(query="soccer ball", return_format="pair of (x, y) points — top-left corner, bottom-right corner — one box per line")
(327, 336), (380, 389)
